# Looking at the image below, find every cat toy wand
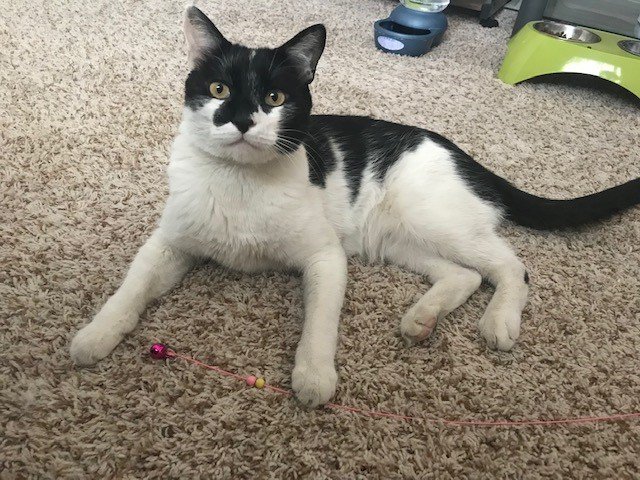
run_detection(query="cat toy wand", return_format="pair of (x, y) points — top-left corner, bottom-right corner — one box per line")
(149, 343), (640, 427)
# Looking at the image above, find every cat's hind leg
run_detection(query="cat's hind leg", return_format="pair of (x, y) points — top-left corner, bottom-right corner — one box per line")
(70, 229), (195, 365)
(373, 142), (529, 350)
(450, 234), (529, 351)
(387, 247), (482, 345)
(388, 234), (528, 351)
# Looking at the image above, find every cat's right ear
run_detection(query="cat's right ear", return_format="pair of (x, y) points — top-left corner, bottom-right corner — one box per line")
(183, 6), (230, 69)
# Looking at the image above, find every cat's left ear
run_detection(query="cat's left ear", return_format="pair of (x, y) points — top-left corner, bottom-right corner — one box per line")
(183, 6), (230, 69)
(279, 24), (326, 84)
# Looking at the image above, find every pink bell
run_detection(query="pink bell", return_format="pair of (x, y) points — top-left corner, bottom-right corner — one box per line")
(149, 343), (174, 360)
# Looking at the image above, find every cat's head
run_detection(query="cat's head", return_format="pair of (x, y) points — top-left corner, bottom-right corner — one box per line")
(181, 6), (325, 165)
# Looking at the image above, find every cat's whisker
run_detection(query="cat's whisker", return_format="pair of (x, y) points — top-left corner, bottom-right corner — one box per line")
(276, 135), (325, 177)
(267, 50), (278, 77)
(275, 135), (322, 168)
(264, 137), (319, 178)
(279, 128), (320, 141)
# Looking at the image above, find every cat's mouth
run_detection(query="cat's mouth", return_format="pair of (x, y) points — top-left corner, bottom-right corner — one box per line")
(226, 137), (260, 150)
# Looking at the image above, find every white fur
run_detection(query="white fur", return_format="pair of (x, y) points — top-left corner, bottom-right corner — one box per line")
(71, 94), (529, 408)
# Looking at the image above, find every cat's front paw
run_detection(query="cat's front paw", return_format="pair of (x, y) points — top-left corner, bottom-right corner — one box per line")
(291, 360), (337, 409)
(478, 309), (520, 351)
(70, 321), (124, 366)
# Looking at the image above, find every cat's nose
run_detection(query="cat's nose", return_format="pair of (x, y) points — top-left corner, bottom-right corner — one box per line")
(233, 119), (255, 134)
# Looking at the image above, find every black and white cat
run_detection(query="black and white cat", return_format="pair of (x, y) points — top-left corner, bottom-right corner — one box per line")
(70, 7), (640, 408)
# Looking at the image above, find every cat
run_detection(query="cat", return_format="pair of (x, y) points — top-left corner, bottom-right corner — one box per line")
(70, 6), (640, 408)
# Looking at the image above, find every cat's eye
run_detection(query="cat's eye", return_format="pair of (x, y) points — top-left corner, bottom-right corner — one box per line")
(210, 82), (230, 100)
(265, 90), (286, 107)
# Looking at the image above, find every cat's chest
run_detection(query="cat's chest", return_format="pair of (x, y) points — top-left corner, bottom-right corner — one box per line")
(160, 161), (310, 269)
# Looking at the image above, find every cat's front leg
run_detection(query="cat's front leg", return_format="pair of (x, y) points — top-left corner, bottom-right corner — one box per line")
(290, 240), (347, 408)
(70, 229), (194, 365)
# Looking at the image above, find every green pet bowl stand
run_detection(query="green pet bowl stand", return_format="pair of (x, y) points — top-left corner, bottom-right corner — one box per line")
(498, 21), (640, 99)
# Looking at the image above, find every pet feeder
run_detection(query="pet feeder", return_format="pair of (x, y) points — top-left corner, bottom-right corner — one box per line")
(499, 0), (640, 99)
(374, 0), (449, 56)
(498, 20), (640, 98)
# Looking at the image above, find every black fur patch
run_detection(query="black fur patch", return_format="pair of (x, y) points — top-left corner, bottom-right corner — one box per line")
(307, 116), (426, 201)
(303, 121), (337, 188)
(524, 271), (530, 284)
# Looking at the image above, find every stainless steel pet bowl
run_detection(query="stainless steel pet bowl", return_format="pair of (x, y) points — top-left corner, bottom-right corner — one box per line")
(533, 21), (601, 44)
(618, 39), (640, 57)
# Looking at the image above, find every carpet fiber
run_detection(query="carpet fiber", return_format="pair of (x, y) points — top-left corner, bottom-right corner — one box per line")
(2, 0), (640, 478)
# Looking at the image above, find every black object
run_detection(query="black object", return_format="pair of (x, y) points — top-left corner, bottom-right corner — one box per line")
(451, 0), (511, 28)
(479, 0), (509, 27)
(480, 17), (500, 28)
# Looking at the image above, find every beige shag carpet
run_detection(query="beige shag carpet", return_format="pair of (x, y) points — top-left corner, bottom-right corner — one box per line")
(2, 0), (640, 477)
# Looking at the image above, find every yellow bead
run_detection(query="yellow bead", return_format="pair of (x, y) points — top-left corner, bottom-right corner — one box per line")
(254, 377), (265, 389)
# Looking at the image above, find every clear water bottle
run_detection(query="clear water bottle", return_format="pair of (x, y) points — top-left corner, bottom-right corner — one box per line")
(400, 0), (450, 13)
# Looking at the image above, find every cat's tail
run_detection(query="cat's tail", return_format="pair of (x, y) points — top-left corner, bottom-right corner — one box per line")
(491, 175), (640, 230)
(430, 131), (639, 230)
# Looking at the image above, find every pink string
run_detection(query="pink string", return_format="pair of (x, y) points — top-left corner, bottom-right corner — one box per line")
(155, 346), (640, 427)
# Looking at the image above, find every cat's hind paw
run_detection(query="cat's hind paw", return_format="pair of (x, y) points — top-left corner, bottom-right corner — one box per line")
(478, 310), (520, 351)
(291, 360), (337, 409)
